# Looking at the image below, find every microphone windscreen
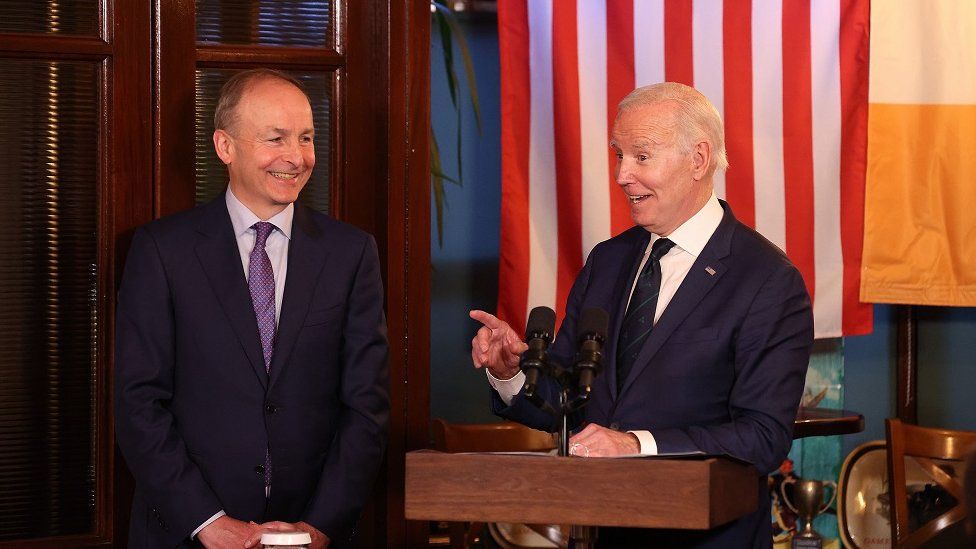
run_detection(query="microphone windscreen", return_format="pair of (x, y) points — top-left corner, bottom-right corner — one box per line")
(525, 306), (556, 340)
(578, 308), (609, 342)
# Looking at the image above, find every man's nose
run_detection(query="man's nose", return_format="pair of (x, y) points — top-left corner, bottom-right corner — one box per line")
(616, 159), (634, 186)
(281, 141), (303, 165)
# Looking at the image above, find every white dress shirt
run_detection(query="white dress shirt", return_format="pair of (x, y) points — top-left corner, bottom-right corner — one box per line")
(487, 193), (724, 455)
(191, 188), (294, 539)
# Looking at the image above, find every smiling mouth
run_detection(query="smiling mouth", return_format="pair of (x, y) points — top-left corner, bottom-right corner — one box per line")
(627, 194), (650, 204)
(269, 171), (299, 180)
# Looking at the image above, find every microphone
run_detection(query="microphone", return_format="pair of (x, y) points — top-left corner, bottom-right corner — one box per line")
(574, 308), (609, 396)
(521, 306), (556, 397)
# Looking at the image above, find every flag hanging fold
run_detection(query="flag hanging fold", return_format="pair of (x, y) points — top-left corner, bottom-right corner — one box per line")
(497, 0), (872, 339)
(861, 1), (976, 306)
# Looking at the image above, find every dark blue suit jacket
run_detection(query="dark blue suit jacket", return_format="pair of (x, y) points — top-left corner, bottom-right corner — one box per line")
(493, 201), (813, 548)
(115, 195), (389, 548)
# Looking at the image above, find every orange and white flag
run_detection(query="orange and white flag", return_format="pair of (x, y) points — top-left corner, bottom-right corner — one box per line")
(861, 1), (976, 306)
(498, 0), (872, 338)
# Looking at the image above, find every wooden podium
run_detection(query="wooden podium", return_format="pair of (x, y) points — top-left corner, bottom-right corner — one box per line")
(405, 450), (758, 530)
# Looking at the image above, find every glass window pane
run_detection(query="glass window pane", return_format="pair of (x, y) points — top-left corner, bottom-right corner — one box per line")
(195, 68), (331, 213)
(0, 59), (98, 540)
(0, 0), (99, 36)
(196, 0), (332, 48)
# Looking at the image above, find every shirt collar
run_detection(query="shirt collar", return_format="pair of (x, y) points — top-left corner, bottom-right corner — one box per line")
(650, 193), (722, 257)
(225, 186), (294, 240)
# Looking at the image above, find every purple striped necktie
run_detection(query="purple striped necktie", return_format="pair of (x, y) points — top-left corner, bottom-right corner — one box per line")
(248, 221), (276, 488)
(249, 222), (277, 372)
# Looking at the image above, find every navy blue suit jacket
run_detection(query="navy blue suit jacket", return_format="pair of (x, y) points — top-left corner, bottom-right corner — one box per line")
(115, 195), (389, 548)
(493, 201), (813, 547)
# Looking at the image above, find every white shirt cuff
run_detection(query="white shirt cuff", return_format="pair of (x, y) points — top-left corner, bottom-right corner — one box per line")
(629, 430), (658, 455)
(190, 510), (226, 540)
(486, 369), (525, 405)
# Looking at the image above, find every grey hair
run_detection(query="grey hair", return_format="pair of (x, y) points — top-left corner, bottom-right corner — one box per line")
(214, 68), (310, 132)
(617, 82), (729, 173)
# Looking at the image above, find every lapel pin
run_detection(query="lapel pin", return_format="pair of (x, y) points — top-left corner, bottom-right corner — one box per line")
(705, 266), (716, 276)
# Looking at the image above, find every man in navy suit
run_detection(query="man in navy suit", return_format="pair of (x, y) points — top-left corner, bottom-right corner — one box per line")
(470, 82), (813, 547)
(116, 69), (389, 548)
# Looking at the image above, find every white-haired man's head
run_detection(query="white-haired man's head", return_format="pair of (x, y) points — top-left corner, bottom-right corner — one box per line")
(617, 82), (728, 175)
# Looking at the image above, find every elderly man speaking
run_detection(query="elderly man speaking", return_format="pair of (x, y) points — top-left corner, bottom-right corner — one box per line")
(470, 82), (813, 548)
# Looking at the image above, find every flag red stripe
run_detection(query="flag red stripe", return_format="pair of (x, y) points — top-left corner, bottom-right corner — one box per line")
(552, 4), (584, 325)
(722, 1), (756, 228)
(606, 0), (635, 236)
(781, 0), (817, 300)
(496, 0), (531, 330)
(664, 0), (694, 85)
(839, 0), (872, 335)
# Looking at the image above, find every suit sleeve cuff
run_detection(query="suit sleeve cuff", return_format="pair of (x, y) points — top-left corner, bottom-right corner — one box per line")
(190, 510), (226, 540)
(486, 369), (525, 405)
(629, 430), (658, 455)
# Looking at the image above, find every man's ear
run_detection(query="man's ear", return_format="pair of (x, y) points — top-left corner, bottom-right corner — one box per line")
(213, 129), (234, 165)
(691, 140), (712, 181)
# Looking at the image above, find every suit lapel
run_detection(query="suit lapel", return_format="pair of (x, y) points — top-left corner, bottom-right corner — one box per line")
(617, 202), (736, 398)
(194, 197), (269, 389)
(607, 229), (652, 400)
(268, 204), (330, 389)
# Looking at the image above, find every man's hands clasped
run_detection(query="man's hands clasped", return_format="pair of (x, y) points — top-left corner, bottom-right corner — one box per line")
(198, 515), (329, 549)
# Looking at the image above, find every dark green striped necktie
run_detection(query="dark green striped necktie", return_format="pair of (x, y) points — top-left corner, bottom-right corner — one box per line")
(616, 237), (676, 391)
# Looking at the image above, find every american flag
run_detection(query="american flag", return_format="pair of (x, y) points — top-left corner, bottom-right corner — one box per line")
(497, 0), (871, 339)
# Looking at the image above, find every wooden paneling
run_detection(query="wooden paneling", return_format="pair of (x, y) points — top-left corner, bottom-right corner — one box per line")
(197, 44), (343, 67)
(108, 0), (154, 544)
(154, 0), (197, 217)
(380, 0), (432, 546)
(0, 0), (153, 546)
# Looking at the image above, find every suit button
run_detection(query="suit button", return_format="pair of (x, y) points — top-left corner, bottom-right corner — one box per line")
(265, 403), (277, 414)
(610, 422), (620, 430)
(254, 465), (265, 475)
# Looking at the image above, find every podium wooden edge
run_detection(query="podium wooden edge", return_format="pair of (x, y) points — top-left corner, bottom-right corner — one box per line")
(405, 450), (758, 530)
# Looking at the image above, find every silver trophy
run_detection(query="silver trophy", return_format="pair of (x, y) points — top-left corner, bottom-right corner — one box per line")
(780, 477), (837, 549)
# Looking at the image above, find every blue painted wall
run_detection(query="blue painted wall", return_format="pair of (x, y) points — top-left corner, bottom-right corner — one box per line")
(430, 14), (502, 423)
(429, 15), (976, 447)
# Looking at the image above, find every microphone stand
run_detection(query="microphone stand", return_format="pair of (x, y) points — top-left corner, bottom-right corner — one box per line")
(527, 364), (598, 549)
(559, 388), (570, 457)
(522, 308), (606, 549)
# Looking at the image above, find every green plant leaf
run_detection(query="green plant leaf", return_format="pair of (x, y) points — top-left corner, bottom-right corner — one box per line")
(433, 5), (459, 111)
(430, 1), (482, 247)
(430, 130), (447, 247)
(436, 2), (482, 133)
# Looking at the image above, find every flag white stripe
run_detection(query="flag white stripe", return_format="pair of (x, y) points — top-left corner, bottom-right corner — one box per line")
(578, 0), (611, 257)
(692, 0), (726, 198)
(527, 1), (558, 314)
(634, 0), (665, 86)
(751, 0), (787, 252)
(810, 0), (844, 337)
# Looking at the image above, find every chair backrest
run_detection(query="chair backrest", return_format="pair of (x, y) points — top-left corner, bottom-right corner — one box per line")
(432, 418), (556, 454)
(967, 450), (976, 541)
(885, 418), (976, 548)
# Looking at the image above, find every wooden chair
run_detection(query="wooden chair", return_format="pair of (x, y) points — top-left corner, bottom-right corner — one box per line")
(885, 418), (976, 548)
(430, 419), (559, 548)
